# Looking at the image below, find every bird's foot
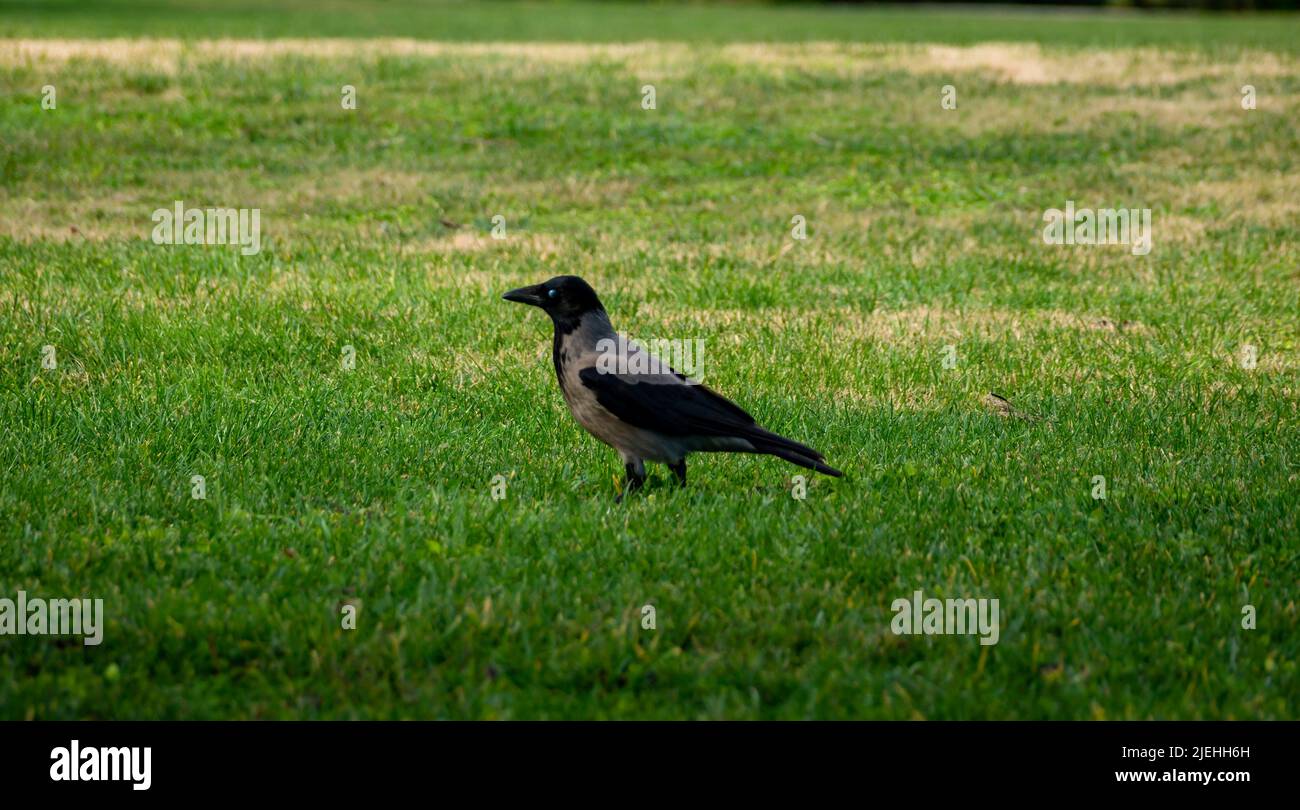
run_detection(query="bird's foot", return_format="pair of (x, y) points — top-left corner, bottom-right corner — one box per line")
(616, 462), (646, 503)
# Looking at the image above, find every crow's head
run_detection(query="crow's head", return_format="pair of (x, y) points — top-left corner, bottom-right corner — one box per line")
(503, 275), (604, 319)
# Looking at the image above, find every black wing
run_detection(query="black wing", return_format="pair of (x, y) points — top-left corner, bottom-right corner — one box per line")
(577, 367), (755, 438)
(577, 366), (837, 473)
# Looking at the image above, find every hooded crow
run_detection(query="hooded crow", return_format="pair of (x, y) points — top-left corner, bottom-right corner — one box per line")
(503, 275), (843, 497)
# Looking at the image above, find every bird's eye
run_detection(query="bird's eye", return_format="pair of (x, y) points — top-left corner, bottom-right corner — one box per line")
(547, 288), (558, 299)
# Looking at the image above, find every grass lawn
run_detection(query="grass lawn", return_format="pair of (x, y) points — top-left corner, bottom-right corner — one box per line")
(0, 1), (1297, 719)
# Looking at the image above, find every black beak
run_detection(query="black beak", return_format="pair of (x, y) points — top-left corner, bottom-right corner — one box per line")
(503, 284), (546, 307)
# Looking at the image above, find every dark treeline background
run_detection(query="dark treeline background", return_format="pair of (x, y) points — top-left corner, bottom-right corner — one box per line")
(783, 1), (1300, 10)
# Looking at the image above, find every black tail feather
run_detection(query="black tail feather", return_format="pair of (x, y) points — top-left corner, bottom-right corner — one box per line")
(745, 431), (844, 478)
(757, 443), (843, 477)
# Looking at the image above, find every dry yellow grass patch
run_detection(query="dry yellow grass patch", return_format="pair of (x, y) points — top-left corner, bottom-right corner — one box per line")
(6, 39), (1295, 89)
(1106, 155), (1300, 239)
(0, 193), (145, 241)
(506, 176), (641, 209)
(916, 43), (1296, 87)
(1068, 93), (1300, 131)
(642, 303), (1150, 345)
(1167, 173), (1300, 229)
(0, 38), (679, 74)
(717, 41), (1298, 87)
(0, 38), (185, 73)
(918, 43), (1158, 86)
(294, 167), (430, 201)
(409, 232), (565, 258)
(829, 304), (1155, 344)
(900, 89), (1297, 136)
(2, 168), (440, 242)
(1226, 351), (1298, 374)
(106, 167), (437, 213)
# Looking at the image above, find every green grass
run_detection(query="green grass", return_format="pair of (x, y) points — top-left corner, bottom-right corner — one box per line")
(3, 0), (1300, 52)
(0, 2), (1297, 719)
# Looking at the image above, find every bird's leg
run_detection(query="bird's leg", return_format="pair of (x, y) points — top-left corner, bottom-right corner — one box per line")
(616, 458), (646, 502)
(668, 458), (687, 487)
